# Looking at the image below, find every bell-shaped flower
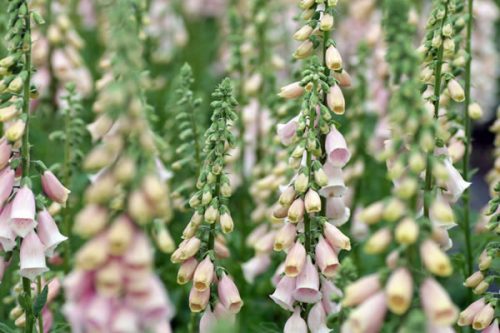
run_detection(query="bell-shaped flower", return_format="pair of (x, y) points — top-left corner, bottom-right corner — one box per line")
(10, 186), (37, 238)
(277, 116), (299, 146)
(325, 197), (350, 226)
(200, 306), (217, 333)
(458, 298), (485, 326)
(319, 163), (346, 198)
(177, 257), (198, 285)
(41, 170), (71, 204)
(343, 274), (381, 307)
(307, 302), (330, 333)
(0, 168), (14, 207)
(315, 237), (339, 278)
(270, 275), (296, 311)
(323, 222), (351, 251)
(242, 254), (271, 284)
(217, 273), (243, 314)
(420, 277), (458, 326)
(37, 210), (67, 257)
(472, 304), (495, 331)
(189, 286), (210, 313)
(385, 268), (413, 315)
(284, 307), (307, 333)
(325, 126), (350, 167)
(284, 241), (306, 277)
(193, 256), (214, 291)
(292, 256), (321, 303)
(348, 292), (387, 333)
(320, 276), (342, 315)
(0, 203), (16, 251)
(20, 231), (49, 281)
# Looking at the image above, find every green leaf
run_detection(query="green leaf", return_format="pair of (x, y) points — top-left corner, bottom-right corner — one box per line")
(0, 323), (16, 333)
(33, 285), (49, 317)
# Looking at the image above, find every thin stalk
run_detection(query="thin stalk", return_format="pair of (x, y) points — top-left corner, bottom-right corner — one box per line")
(461, 0), (474, 279)
(304, 93), (317, 253)
(21, 12), (35, 333)
(188, 104), (202, 174)
(36, 277), (44, 333)
(62, 98), (72, 273)
(423, 5), (448, 218)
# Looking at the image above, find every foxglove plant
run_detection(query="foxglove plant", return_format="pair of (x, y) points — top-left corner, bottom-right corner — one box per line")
(171, 78), (244, 331)
(62, 1), (175, 331)
(169, 63), (204, 210)
(268, 0), (354, 330)
(458, 181), (499, 332)
(343, 0), (461, 331)
(31, 1), (92, 106)
(0, 1), (68, 332)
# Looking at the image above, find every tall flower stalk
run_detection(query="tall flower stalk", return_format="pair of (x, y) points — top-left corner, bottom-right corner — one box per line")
(343, 0), (461, 331)
(171, 78), (244, 332)
(268, 0), (353, 330)
(0, 1), (68, 332)
(62, 0), (174, 331)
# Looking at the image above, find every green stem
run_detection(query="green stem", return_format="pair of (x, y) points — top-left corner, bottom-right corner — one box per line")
(462, 0), (474, 279)
(36, 277), (44, 333)
(423, 5), (448, 218)
(189, 103), (202, 174)
(21, 11), (35, 333)
(304, 92), (317, 254)
(62, 95), (72, 273)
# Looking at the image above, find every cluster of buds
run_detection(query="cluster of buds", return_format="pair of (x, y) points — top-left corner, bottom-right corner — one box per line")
(268, 0), (354, 329)
(171, 78), (244, 331)
(31, 1), (93, 100)
(6, 277), (61, 331)
(169, 64), (203, 209)
(344, 0), (461, 331)
(63, 1), (174, 331)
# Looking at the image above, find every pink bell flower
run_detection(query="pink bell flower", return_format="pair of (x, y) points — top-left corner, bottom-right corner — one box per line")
(284, 307), (307, 333)
(10, 186), (37, 238)
(41, 170), (71, 204)
(349, 292), (387, 333)
(85, 296), (112, 331)
(319, 163), (346, 198)
(284, 241), (307, 277)
(270, 275), (296, 311)
(37, 210), (67, 257)
(293, 256), (321, 303)
(20, 231), (49, 281)
(320, 276), (342, 315)
(420, 277), (458, 325)
(483, 319), (499, 333)
(307, 302), (330, 333)
(0, 140), (11, 170)
(315, 237), (339, 278)
(0, 168), (14, 207)
(242, 254), (271, 284)
(325, 127), (350, 167)
(217, 273), (243, 314)
(277, 116), (299, 146)
(200, 305), (217, 333)
(193, 256), (214, 291)
(0, 203), (16, 251)
(325, 197), (351, 226)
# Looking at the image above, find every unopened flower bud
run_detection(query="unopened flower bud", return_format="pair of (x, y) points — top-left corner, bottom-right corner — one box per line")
(220, 212), (234, 234)
(364, 228), (391, 254)
(293, 25), (313, 41)
(294, 173), (309, 193)
(204, 205), (219, 224)
(320, 13), (334, 31)
(279, 186), (296, 206)
(288, 198), (305, 223)
(447, 79), (465, 102)
(468, 103), (483, 120)
(304, 189), (321, 213)
(326, 46), (342, 71)
(395, 218), (419, 245)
